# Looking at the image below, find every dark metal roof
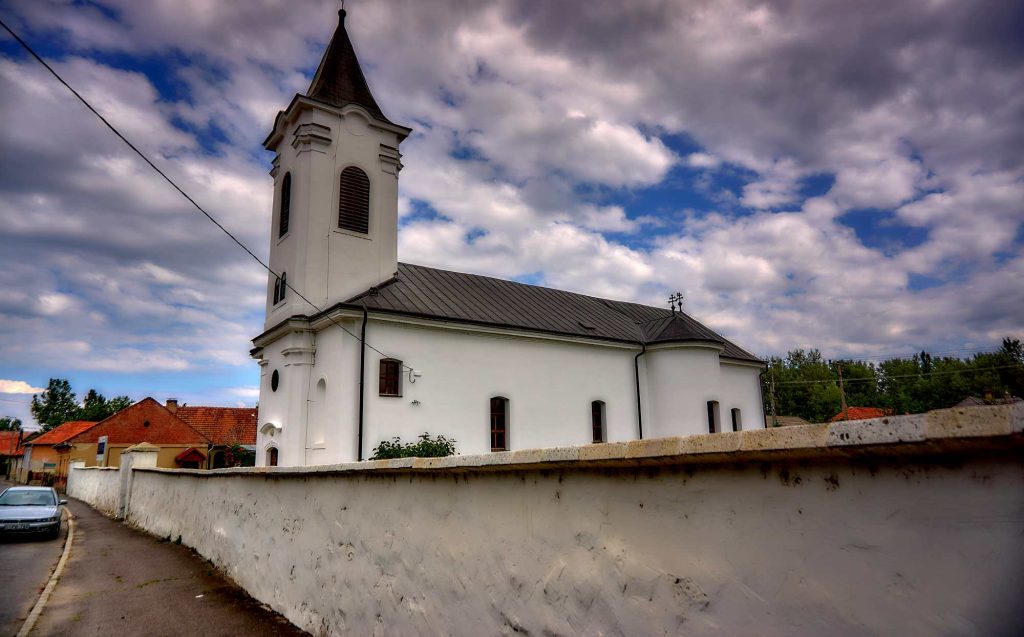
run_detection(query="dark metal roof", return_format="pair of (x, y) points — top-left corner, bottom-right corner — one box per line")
(345, 263), (762, 363)
(306, 10), (392, 124)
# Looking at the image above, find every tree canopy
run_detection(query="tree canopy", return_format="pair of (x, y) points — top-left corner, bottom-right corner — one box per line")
(0, 416), (22, 431)
(30, 378), (133, 431)
(763, 337), (1024, 424)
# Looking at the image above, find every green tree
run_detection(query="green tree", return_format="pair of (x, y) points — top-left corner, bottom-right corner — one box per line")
(78, 389), (132, 421)
(0, 416), (22, 431)
(31, 378), (79, 432)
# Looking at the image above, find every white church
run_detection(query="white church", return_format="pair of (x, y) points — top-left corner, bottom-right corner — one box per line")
(253, 10), (765, 467)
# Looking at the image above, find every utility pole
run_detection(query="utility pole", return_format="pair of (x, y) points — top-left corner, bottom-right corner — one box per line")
(769, 370), (778, 426)
(837, 362), (848, 420)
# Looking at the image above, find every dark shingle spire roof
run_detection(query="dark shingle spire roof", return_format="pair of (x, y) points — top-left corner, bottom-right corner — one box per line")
(343, 263), (762, 363)
(306, 9), (391, 124)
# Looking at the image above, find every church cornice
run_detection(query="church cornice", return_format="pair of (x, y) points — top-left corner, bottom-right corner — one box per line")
(263, 96), (412, 151)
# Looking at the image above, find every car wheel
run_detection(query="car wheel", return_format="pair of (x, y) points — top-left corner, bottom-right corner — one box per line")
(48, 526), (60, 541)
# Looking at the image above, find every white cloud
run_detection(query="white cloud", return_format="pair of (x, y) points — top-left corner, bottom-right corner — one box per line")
(0, 380), (44, 394)
(0, 0), (1019, 396)
(686, 153), (721, 169)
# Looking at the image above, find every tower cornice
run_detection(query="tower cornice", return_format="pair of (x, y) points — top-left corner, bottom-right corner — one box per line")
(263, 95), (412, 151)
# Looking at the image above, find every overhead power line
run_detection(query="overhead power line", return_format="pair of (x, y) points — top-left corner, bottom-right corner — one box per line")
(771, 364), (1022, 386)
(0, 17), (409, 370)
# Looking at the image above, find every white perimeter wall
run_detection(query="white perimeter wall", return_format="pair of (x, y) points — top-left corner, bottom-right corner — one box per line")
(123, 451), (1024, 636)
(66, 466), (120, 517)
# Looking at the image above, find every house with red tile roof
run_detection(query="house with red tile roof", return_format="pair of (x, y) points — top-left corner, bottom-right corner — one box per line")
(173, 403), (257, 468)
(59, 398), (258, 472)
(829, 407), (894, 422)
(1, 430), (26, 480)
(21, 420), (97, 485)
(67, 397), (211, 470)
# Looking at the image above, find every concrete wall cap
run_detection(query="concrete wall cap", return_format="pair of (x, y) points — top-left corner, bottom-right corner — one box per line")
(128, 405), (1022, 478)
(123, 442), (161, 453)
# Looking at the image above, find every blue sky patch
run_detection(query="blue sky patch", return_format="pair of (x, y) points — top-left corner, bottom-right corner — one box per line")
(838, 208), (930, 254)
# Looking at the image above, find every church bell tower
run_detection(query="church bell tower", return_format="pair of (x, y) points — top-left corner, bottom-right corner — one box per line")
(261, 8), (411, 329)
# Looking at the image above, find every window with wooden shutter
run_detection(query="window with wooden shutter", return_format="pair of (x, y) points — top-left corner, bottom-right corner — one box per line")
(279, 172), (291, 237)
(379, 359), (401, 397)
(338, 166), (370, 233)
(490, 397), (508, 451)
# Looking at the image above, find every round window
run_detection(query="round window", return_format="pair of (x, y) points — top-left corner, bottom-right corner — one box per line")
(271, 369), (280, 392)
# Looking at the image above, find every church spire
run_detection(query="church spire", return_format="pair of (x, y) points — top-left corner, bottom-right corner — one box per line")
(306, 8), (392, 124)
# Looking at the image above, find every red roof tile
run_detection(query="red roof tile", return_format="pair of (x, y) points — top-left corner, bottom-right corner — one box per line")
(176, 406), (257, 445)
(70, 398), (209, 445)
(0, 431), (25, 456)
(29, 420), (98, 446)
(830, 407), (893, 422)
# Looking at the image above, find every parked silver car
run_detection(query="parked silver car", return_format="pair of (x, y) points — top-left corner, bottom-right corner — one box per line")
(0, 486), (65, 540)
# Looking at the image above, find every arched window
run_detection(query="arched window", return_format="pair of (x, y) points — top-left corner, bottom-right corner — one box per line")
(490, 396), (509, 452)
(707, 400), (720, 434)
(338, 166), (370, 233)
(278, 172), (292, 238)
(267, 447), (279, 467)
(731, 408), (743, 432)
(379, 359), (402, 397)
(591, 400), (606, 443)
(273, 272), (288, 305)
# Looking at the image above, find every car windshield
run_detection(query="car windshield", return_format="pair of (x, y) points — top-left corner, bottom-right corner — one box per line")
(0, 490), (56, 506)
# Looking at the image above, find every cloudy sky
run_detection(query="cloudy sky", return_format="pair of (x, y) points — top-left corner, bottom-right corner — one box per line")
(1, 0), (1022, 428)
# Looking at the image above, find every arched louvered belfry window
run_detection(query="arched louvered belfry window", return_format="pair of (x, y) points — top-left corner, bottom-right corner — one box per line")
(278, 172), (292, 238)
(338, 166), (370, 234)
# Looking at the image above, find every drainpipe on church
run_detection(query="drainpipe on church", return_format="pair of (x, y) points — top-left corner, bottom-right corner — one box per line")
(634, 343), (646, 440)
(357, 305), (368, 461)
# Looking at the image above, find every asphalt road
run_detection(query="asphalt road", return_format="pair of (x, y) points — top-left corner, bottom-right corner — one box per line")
(0, 480), (68, 637)
(31, 498), (307, 637)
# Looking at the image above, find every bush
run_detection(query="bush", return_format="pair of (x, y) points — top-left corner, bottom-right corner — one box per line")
(370, 433), (456, 460)
(224, 443), (255, 467)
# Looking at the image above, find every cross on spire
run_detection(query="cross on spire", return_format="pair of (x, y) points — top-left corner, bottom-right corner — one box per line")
(668, 292), (684, 313)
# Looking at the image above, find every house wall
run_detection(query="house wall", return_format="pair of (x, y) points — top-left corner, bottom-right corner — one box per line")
(118, 405), (1024, 637)
(25, 445), (58, 473)
(101, 444), (196, 469)
(256, 318), (765, 466)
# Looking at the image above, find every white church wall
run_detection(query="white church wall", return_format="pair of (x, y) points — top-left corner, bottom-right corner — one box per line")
(255, 328), (316, 467)
(358, 320), (640, 458)
(261, 318), (766, 466)
(718, 361), (765, 430)
(643, 345), (724, 438)
(304, 320), (361, 466)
